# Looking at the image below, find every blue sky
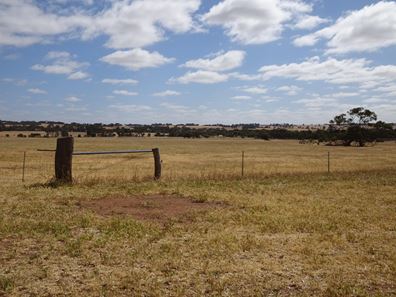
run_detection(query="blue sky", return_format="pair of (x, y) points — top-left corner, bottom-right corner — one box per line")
(0, 0), (395, 124)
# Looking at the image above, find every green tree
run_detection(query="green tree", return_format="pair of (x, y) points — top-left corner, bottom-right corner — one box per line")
(346, 107), (377, 125)
(330, 107), (378, 147)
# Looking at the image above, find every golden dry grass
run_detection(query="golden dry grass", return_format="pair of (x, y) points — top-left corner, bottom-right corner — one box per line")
(1, 137), (396, 183)
(0, 137), (395, 296)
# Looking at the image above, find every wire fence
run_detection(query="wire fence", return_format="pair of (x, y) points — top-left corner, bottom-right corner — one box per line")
(1, 141), (395, 184)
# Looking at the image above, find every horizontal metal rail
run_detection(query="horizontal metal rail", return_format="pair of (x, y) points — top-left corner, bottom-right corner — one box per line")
(73, 149), (153, 156)
(37, 149), (153, 155)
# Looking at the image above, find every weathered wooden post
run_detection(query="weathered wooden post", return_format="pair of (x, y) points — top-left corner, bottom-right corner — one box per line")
(22, 151), (26, 182)
(241, 151), (245, 177)
(327, 151), (330, 173)
(152, 148), (161, 180)
(55, 137), (74, 183)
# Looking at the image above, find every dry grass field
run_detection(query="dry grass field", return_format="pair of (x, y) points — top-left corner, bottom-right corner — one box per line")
(0, 137), (395, 296)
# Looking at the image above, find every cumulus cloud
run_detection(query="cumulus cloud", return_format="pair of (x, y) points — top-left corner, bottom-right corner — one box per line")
(46, 51), (70, 59)
(373, 85), (396, 97)
(102, 78), (138, 85)
(0, 0), (84, 47)
(202, 0), (313, 44)
(260, 56), (396, 88)
(293, 1), (396, 53)
(294, 15), (329, 30)
(231, 95), (251, 100)
(86, 0), (201, 49)
(182, 50), (245, 72)
(0, 0), (200, 49)
(229, 72), (261, 81)
(170, 70), (229, 84)
(241, 86), (267, 95)
(276, 85), (302, 95)
(100, 49), (174, 71)
(160, 102), (191, 113)
(153, 90), (181, 97)
(28, 88), (47, 94)
(331, 92), (360, 98)
(31, 51), (89, 80)
(113, 90), (138, 96)
(109, 104), (152, 112)
(65, 96), (81, 102)
(1, 78), (28, 86)
(68, 71), (89, 80)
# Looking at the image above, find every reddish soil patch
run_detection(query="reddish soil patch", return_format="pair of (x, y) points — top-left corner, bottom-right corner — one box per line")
(82, 195), (217, 223)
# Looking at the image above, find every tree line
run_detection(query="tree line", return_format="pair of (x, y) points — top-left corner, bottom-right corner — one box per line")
(1, 108), (395, 145)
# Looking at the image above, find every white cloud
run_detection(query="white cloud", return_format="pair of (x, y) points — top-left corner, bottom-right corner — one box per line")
(32, 64), (75, 75)
(46, 51), (70, 59)
(363, 97), (391, 104)
(68, 71), (89, 80)
(331, 92), (360, 98)
(202, 0), (312, 45)
(231, 95), (251, 100)
(1, 78), (28, 86)
(294, 1), (396, 54)
(171, 71), (229, 84)
(293, 34), (317, 47)
(32, 51), (89, 79)
(241, 86), (267, 95)
(153, 90), (181, 97)
(182, 50), (245, 72)
(294, 97), (340, 109)
(229, 72), (261, 81)
(294, 15), (329, 30)
(0, 0), (85, 47)
(276, 85), (302, 95)
(160, 102), (190, 113)
(100, 48), (174, 70)
(374, 85), (396, 97)
(65, 96), (81, 102)
(0, 0), (200, 49)
(85, 0), (200, 49)
(260, 56), (396, 88)
(28, 88), (47, 94)
(109, 104), (152, 112)
(102, 78), (138, 85)
(113, 90), (138, 96)
(263, 96), (279, 103)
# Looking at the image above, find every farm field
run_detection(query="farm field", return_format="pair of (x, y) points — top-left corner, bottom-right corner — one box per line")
(0, 137), (396, 296)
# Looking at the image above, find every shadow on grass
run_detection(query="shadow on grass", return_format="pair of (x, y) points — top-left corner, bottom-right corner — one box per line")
(28, 177), (75, 189)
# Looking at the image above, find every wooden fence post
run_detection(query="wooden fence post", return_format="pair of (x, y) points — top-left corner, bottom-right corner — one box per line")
(241, 151), (245, 177)
(328, 151), (330, 173)
(55, 137), (74, 183)
(22, 151), (26, 182)
(152, 148), (161, 180)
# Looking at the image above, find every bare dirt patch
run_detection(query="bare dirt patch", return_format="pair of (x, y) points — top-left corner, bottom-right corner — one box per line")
(81, 195), (218, 223)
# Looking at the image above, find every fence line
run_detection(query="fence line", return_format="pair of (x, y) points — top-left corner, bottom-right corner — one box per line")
(45, 137), (162, 182)
(1, 142), (395, 183)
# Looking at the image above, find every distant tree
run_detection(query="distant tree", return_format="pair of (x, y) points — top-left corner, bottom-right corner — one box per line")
(331, 107), (377, 126)
(330, 113), (347, 125)
(347, 107), (377, 125)
(330, 107), (379, 147)
(374, 121), (393, 130)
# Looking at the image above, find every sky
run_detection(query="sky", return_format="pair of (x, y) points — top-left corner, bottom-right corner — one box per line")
(0, 0), (395, 125)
